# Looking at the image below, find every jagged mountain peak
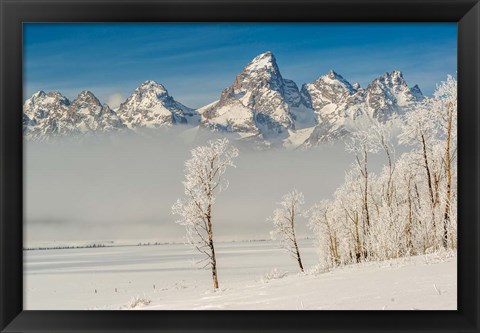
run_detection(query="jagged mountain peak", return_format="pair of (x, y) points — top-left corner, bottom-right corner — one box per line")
(377, 70), (407, 85)
(244, 51), (278, 72)
(138, 80), (168, 92)
(361, 70), (423, 121)
(205, 51), (308, 139)
(234, 51), (283, 93)
(32, 90), (46, 99)
(390, 69), (403, 77)
(132, 80), (170, 100)
(326, 69), (341, 79)
(23, 88), (125, 140)
(368, 70), (422, 100)
(234, 52), (286, 95)
(77, 90), (97, 98)
(116, 81), (197, 129)
(50, 91), (68, 98)
(383, 69), (403, 76)
(44, 90), (68, 99)
(316, 70), (355, 92)
(74, 91), (102, 106)
(23, 52), (425, 148)
(119, 80), (170, 110)
(301, 68), (424, 146)
(25, 90), (70, 109)
(300, 70), (357, 114)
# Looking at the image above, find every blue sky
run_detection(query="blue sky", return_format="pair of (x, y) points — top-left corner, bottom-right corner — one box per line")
(24, 23), (456, 108)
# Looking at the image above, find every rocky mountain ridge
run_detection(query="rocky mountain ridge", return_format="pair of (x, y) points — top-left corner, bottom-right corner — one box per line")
(23, 51), (423, 147)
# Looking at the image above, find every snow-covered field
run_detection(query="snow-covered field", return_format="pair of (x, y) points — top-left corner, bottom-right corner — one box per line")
(24, 240), (457, 310)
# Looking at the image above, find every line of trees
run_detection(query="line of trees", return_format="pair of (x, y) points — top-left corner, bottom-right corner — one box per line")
(307, 76), (457, 269)
(172, 76), (457, 289)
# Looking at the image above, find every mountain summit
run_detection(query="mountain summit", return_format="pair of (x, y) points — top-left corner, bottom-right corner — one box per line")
(201, 51), (312, 142)
(23, 90), (125, 140)
(116, 80), (199, 129)
(301, 68), (423, 145)
(23, 52), (423, 148)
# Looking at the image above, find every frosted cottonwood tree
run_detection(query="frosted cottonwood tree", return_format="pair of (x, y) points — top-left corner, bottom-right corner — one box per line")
(430, 75), (457, 248)
(172, 138), (239, 289)
(400, 75), (457, 249)
(268, 189), (305, 272)
(307, 76), (457, 268)
(344, 118), (384, 260)
(308, 200), (341, 267)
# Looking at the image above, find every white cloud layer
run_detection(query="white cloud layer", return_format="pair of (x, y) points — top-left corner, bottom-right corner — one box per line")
(24, 129), (404, 246)
(107, 93), (124, 109)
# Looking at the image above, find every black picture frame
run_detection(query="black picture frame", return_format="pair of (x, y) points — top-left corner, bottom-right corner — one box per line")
(1, 0), (479, 332)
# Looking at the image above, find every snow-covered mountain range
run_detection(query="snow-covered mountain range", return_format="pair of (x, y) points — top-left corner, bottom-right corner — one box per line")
(23, 90), (125, 141)
(116, 80), (199, 129)
(23, 51), (423, 147)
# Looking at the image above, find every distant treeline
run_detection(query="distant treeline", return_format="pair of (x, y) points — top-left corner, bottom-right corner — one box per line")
(23, 243), (109, 251)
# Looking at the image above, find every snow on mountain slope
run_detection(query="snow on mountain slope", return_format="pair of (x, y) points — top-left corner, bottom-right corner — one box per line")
(201, 51), (316, 141)
(23, 81), (199, 140)
(70, 91), (125, 132)
(202, 99), (259, 137)
(116, 80), (199, 129)
(23, 90), (125, 140)
(200, 54), (422, 148)
(283, 127), (316, 149)
(23, 53), (423, 147)
(23, 91), (70, 131)
(300, 70), (360, 124)
(365, 70), (422, 120)
(301, 69), (423, 146)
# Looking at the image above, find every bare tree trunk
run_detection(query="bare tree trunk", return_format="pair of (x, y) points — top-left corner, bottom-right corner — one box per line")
(293, 238), (304, 272)
(354, 147), (370, 260)
(330, 232), (340, 266)
(333, 236), (340, 265)
(354, 211), (362, 263)
(325, 212), (340, 266)
(420, 132), (437, 245)
(209, 237), (219, 289)
(363, 148), (371, 228)
(406, 177), (413, 254)
(207, 213), (219, 289)
(381, 135), (395, 207)
(441, 106), (453, 249)
(207, 173), (219, 289)
(290, 206), (304, 272)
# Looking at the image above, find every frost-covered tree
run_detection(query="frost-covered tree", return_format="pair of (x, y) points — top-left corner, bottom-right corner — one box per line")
(400, 75), (457, 249)
(172, 138), (239, 289)
(430, 76), (457, 248)
(308, 76), (457, 267)
(308, 200), (341, 267)
(399, 93), (442, 245)
(344, 118), (385, 259)
(394, 151), (428, 254)
(268, 189), (305, 272)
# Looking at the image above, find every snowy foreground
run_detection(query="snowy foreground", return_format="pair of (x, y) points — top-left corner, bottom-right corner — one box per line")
(24, 240), (456, 310)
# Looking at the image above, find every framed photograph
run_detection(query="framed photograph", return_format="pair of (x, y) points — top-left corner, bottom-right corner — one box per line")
(1, 0), (479, 332)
